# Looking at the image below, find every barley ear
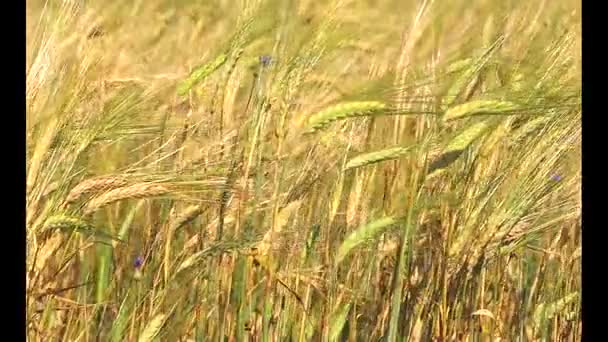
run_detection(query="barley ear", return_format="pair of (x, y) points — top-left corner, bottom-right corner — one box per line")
(443, 100), (520, 122)
(427, 120), (493, 178)
(43, 215), (92, 233)
(445, 57), (473, 74)
(164, 204), (203, 283)
(345, 146), (414, 171)
(42, 215), (121, 241)
(177, 53), (228, 96)
(169, 205), (203, 232)
(65, 176), (129, 205)
(138, 313), (167, 342)
(442, 37), (504, 108)
(336, 216), (400, 265)
(83, 184), (169, 216)
(306, 101), (387, 132)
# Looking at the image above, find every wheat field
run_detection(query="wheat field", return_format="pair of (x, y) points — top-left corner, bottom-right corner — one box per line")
(26, 0), (581, 340)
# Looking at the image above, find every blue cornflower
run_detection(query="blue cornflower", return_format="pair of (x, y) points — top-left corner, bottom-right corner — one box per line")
(134, 256), (144, 269)
(133, 256), (144, 280)
(260, 55), (273, 67)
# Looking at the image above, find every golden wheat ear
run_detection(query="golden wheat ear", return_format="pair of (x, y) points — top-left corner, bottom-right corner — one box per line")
(64, 176), (129, 205)
(83, 183), (169, 216)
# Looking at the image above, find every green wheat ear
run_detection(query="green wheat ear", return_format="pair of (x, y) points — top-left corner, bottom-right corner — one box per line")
(336, 216), (400, 265)
(427, 119), (494, 179)
(443, 100), (520, 122)
(442, 37), (504, 109)
(306, 101), (387, 132)
(345, 145), (415, 170)
(43, 215), (92, 232)
(444, 120), (493, 152)
(511, 115), (551, 145)
(177, 53), (228, 96)
(43, 215), (123, 242)
(445, 57), (473, 74)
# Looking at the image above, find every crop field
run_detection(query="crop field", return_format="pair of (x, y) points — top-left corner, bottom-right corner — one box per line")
(26, 0), (581, 340)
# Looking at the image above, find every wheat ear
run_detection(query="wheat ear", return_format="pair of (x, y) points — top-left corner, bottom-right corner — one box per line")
(306, 101), (387, 132)
(65, 176), (129, 205)
(83, 184), (169, 215)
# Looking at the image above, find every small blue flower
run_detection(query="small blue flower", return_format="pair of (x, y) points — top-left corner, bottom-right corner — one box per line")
(134, 256), (144, 269)
(551, 175), (562, 182)
(259, 55), (273, 67)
